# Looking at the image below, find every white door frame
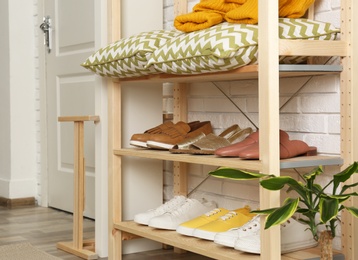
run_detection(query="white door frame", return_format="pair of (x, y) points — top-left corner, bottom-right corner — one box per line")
(37, 0), (108, 257)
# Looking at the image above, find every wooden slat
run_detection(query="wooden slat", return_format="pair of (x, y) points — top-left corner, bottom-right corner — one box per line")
(57, 241), (97, 260)
(114, 148), (342, 171)
(174, 0), (187, 16)
(114, 221), (259, 260)
(58, 116), (100, 122)
(114, 221), (343, 260)
(279, 40), (347, 57)
(113, 65), (340, 84)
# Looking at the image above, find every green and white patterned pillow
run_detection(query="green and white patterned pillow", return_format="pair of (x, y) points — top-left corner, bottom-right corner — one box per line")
(147, 18), (340, 75)
(279, 18), (340, 64)
(147, 23), (259, 75)
(81, 30), (182, 78)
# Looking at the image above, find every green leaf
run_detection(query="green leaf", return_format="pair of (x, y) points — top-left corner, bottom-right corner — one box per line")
(208, 167), (268, 180)
(260, 176), (308, 201)
(251, 208), (276, 215)
(312, 183), (323, 193)
(319, 197), (339, 223)
(344, 206), (358, 218)
(260, 176), (297, 190)
(328, 193), (358, 203)
(341, 182), (358, 194)
(264, 198), (299, 229)
(333, 162), (358, 192)
(304, 166), (323, 180)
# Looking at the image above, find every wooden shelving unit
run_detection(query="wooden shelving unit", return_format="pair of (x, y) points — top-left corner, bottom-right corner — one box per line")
(114, 148), (343, 171)
(115, 64), (342, 84)
(107, 0), (357, 259)
(115, 221), (343, 260)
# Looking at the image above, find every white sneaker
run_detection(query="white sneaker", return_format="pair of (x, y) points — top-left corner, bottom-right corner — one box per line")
(148, 198), (217, 230)
(214, 215), (260, 248)
(234, 217), (318, 254)
(133, 195), (186, 225)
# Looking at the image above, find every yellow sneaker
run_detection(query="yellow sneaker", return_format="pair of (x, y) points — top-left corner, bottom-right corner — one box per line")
(176, 208), (229, 236)
(192, 207), (255, 241)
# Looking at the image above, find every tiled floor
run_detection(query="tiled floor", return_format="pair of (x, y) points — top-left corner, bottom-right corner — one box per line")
(0, 206), (212, 259)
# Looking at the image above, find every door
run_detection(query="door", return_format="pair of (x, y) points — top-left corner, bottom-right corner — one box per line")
(45, 0), (97, 218)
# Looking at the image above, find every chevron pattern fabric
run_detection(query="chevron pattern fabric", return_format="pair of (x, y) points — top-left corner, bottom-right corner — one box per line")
(147, 23), (259, 75)
(82, 18), (339, 78)
(279, 18), (339, 64)
(81, 30), (182, 78)
(148, 18), (339, 75)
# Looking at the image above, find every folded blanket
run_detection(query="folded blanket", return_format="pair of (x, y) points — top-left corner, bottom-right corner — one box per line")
(174, 0), (244, 32)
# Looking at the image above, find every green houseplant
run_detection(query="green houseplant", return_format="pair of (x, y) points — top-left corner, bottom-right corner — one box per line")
(209, 161), (358, 260)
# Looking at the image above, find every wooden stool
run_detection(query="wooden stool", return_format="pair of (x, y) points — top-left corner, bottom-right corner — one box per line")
(56, 116), (100, 260)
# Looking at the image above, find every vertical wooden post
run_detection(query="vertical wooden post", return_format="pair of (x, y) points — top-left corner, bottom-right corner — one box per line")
(258, 0), (281, 258)
(73, 121), (85, 249)
(107, 0), (122, 259)
(340, 0), (357, 259)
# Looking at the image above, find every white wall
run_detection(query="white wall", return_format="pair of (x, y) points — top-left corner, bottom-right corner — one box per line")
(0, 0), (11, 190)
(0, 0), (38, 200)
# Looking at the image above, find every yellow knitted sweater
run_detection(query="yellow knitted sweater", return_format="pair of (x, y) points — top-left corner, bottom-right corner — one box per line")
(174, 0), (315, 32)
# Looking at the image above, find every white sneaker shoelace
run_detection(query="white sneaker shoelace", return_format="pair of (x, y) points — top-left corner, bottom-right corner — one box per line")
(154, 195), (186, 215)
(220, 211), (238, 221)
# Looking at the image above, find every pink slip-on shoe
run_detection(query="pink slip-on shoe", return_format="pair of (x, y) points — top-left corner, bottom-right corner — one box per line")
(237, 139), (317, 159)
(214, 130), (261, 157)
(215, 130), (316, 159)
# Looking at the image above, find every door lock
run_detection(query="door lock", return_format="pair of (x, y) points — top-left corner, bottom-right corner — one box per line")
(40, 16), (52, 53)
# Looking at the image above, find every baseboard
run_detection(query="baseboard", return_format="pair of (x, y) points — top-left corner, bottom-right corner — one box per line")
(0, 197), (36, 209)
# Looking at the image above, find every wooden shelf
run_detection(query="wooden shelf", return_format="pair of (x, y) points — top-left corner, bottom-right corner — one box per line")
(114, 64), (342, 84)
(114, 221), (342, 260)
(114, 148), (343, 171)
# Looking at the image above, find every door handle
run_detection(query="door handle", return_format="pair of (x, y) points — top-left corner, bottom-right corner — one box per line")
(40, 16), (52, 53)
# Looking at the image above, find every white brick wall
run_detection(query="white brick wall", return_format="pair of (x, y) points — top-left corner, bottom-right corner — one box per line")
(162, 0), (342, 250)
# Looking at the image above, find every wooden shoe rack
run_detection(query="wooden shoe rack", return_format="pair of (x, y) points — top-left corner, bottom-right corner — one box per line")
(107, 0), (358, 259)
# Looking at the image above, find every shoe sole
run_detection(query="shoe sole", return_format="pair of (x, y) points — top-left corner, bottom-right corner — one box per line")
(234, 240), (318, 254)
(130, 140), (148, 148)
(176, 225), (196, 236)
(281, 240), (318, 254)
(192, 229), (217, 241)
(214, 236), (237, 248)
(147, 141), (174, 150)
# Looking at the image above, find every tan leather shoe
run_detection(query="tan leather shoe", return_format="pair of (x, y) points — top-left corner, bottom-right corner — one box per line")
(147, 121), (213, 150)
(130, 121), (175, 148)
